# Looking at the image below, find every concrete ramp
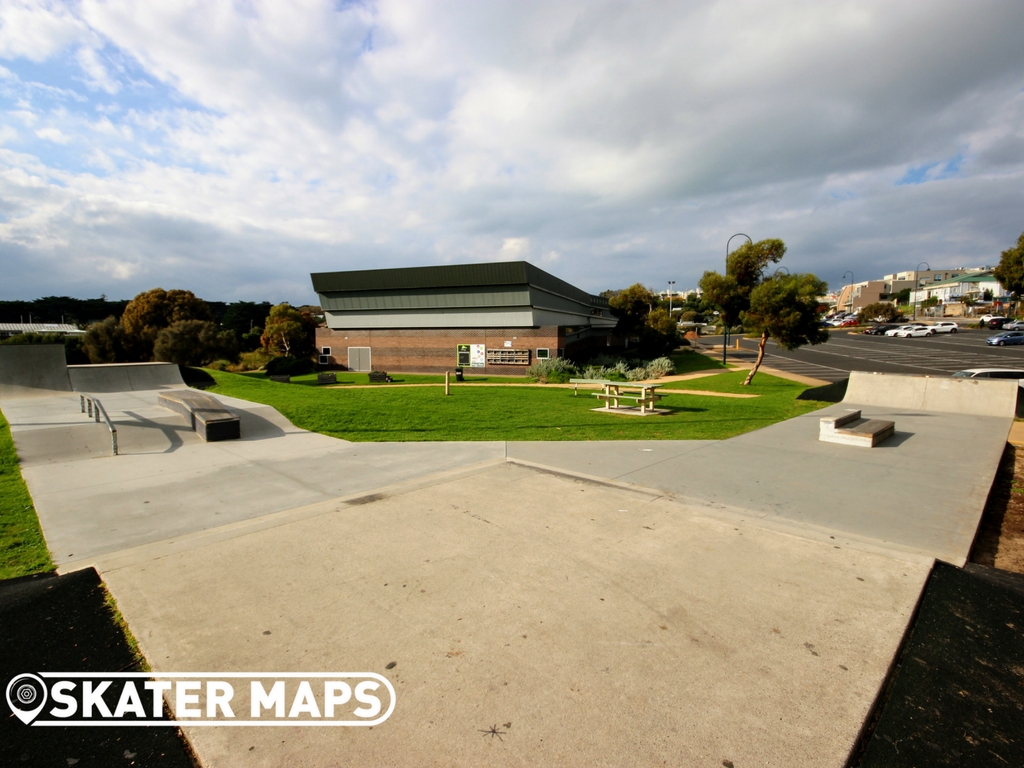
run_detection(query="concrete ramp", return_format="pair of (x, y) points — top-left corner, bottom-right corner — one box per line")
(68, 363), (185, 393)
(844, 370), (1018, 418)
(0, 344), (72, 398)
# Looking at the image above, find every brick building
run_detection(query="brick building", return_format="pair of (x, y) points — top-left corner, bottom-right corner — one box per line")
(311, 262), (617, 375)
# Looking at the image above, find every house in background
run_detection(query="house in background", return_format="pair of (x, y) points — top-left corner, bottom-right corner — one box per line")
(310, 262), (617, 374)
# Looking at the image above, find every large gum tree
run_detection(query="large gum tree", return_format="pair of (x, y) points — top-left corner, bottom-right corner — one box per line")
(700, 238), (829, 385)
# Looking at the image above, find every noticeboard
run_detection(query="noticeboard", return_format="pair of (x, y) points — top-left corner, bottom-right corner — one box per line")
(456, 344), (487, 368)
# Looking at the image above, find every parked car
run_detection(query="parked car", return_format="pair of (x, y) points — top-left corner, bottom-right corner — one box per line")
(895, 325), (935, 337)
(837, 319), (860, 327)
(984, 317), (1009, 329)
(930, 321), (959, 334)
(885, 324), (927, 337)
(986, 330), (1024, 346)
(864, 324), (901, 335)
(1002, 320), (1024, 331)
(952, 368), (1024, 383)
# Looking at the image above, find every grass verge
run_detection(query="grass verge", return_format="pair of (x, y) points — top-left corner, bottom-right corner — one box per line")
(238, 370), (528, 386)
(0, 410), (54, 579)
(208, 368), (828, 442)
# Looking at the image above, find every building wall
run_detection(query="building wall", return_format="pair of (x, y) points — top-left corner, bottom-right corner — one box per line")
(315, 326), (569, 375)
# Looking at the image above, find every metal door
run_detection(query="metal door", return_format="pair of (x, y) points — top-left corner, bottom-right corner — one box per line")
(347, 347), (371, 372)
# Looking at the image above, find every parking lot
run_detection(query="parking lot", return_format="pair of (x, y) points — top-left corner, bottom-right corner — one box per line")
(720, 328), (1024, 382)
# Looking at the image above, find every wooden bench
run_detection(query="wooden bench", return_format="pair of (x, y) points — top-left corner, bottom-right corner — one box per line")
(268, 374), (290, 383)
(569, 378), (612, 395)
(819, 409), (895, 447)
(317, 372), (337, 385)
(159, 390), (240, 442)
(591, 382), (665, 416)
(368, 371), (393, 383)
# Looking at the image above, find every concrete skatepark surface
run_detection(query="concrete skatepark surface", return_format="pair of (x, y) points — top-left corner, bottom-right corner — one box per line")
(0, 352), (1018, 766)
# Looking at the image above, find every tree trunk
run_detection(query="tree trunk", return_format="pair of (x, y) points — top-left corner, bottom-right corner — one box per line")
(743, 331), (769, 386)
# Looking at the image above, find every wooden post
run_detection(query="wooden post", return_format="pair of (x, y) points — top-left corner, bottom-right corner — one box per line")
(445, 370), (450, 396)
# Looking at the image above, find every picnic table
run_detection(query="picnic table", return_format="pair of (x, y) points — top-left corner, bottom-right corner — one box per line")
(569, 378), (666, 415)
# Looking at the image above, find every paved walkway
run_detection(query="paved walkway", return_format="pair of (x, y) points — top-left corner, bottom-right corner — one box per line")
(0, 372), (1014, 766)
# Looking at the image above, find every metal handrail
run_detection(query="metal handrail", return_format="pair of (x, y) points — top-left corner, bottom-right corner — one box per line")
(78, 392), (118, 456)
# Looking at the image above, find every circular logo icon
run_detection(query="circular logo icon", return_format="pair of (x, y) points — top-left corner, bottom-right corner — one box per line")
(6, 673), (48, 725)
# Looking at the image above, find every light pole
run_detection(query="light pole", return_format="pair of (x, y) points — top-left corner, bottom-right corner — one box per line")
(667, 280), (675, 315)
(912, 261), (930, 320)
(774, 267), (789, 278)
(724, 233), (752, 364)
(843, 271), (854, 315)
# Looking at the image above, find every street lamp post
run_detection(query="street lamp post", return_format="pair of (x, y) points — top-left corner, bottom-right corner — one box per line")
(912, 261), (930, 320)
(843, 271), (854, 316)
(667, 280), (675, 315)
(724, 233), (752, 364)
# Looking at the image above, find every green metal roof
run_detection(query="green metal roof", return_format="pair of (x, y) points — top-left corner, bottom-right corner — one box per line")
(310, 261), (608, 308)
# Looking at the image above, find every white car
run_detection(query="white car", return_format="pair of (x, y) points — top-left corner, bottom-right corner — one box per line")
(884, 324), (927, 337)
(952, 368), (1024, 384)
(895, 325), (935, 338)
(930, 321), (959, 334)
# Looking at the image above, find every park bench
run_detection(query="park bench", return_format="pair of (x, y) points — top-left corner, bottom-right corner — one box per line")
(268, 374), (290, 383)
(819, 409), (894, 448)
(159, 390), (241, 442)
(368, 371), (393, 383)
(317, 372), (337, 385)
(569, 377), (610, 395)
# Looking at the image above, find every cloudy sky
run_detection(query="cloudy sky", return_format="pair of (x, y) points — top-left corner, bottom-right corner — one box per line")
(1, 0), (1022, 303)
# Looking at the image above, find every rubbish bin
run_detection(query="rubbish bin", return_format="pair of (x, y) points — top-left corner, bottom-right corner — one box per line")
(455, 367), (464, 382)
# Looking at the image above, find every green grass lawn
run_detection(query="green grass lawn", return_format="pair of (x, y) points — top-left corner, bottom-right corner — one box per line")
(669, 349), (732, 374)
(0, 411), (54, 579)
(238, 370), (529, 386)
(208, 368), (827, 442)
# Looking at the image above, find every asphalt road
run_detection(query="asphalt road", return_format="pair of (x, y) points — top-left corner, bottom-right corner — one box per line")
(708, 328), (1024, 382)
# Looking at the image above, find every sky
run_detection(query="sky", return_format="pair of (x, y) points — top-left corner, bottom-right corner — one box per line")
(0, 0), (1023, 304)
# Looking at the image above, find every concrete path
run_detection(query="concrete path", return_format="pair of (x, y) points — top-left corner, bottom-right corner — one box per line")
(101, 462), (930, 768)
(510, 403), (1008, 565)
(0, 366), (1015, 766)
(3, 389), (504, 565)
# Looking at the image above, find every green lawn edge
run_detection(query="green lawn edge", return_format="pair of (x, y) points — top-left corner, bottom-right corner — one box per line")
(206, 367), (829, 443)
(0, 410), (55, 579)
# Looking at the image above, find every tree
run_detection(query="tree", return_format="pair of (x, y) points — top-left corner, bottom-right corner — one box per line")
(606, 284), (680, 356)
(153, 320), (238, 366)
(742, 273), (830, 385)
(993, 231), (1024, 298)
(83, 316), (137, 363)
(699, 239), (787, 333)
(121, 288), (214, 359)
(260, 303), (316, 358)
(857, 302), (902, 324)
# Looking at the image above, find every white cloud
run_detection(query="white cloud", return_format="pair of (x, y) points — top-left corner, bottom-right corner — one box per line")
(0, 0), (1022, 302)
(34, 126), (70, 143)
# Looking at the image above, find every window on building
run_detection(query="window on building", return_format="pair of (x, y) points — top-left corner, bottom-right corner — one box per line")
(536, 348), (550, 359)
(321, 347), (331, 355)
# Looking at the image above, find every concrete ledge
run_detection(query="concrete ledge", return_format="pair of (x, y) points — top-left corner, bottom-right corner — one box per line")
(820, 409), (896, 447)
(158, 390), (240, 442)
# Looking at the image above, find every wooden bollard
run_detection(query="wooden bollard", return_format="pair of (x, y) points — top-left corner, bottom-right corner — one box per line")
(445, 370), (450, 396)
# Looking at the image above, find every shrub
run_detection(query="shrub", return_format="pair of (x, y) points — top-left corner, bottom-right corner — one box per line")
(646, 357), (676, 377)
(580, 365), (609, 379)
(230, 349), (274, 372)
(265, 355), (316, 377)
(526, 357), (577, 383)
(625, 366), (648, 381)
(207, 359), (232, 371)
